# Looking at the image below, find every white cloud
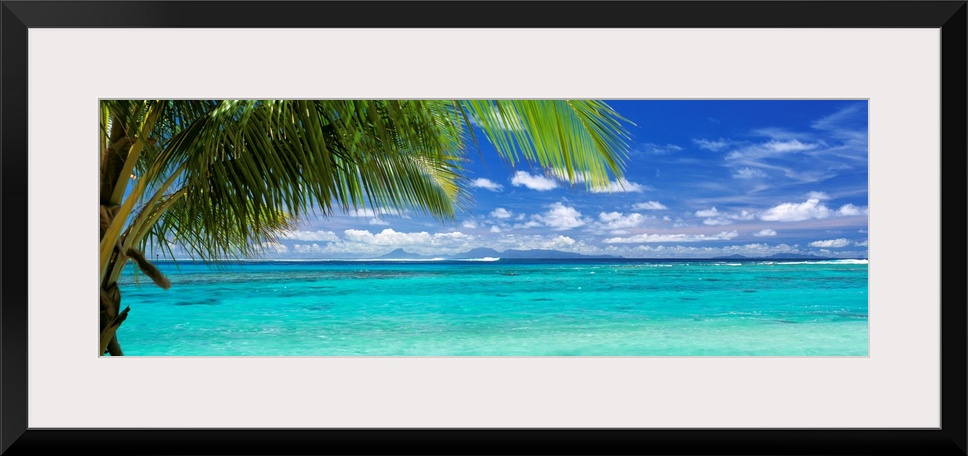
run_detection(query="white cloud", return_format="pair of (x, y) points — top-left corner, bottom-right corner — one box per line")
(598, 212), (648, 230)
(695, 207), (720, 217)
(759, 196), (832, 222)
(754, 229), (777, 237)
(257, 241), (289, 254)
(347, 207), (404, 218)
(343, 228), (470, 247)
(534, 202), (586, 230)
(511, 171), (558, 191)
(732, 167), (767, 179)
(765, 139), (819, 153)
(702, 218), (732, 226)
(490, 208), (513, 219)
(293, 243), (327, 254)
(291, 228), (476, 257)
(693, 138), (729, 151)
(620, 242), (803, 259)
(513, 220), (543, 229)
(812, 104), (866, 131)
(603, 230), (739, 243)
(700, 209), (754, 227)
(369, 218), (389, 226)
(470, 178), (504, 192)
(837, 204), (868, 216)
(279, 230), (340, 242)
(547, 235), (576, 247)
(589, 178), (646, 193)
(855, 240), (869, 247)
(637, 142), (683, 155)
(462, 220), (478, 229)
(490, 226), (502, 233)
(633, 201), (668, 210)
(734, 210), (756, 220)
(809, 238), (850, 248)
(344, 228), (428, 245)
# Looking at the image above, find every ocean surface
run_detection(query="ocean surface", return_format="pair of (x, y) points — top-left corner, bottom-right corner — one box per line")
(115, 259), (869, 356)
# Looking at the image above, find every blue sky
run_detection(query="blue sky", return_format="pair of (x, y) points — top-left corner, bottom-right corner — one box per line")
(259, 100), (869, 259)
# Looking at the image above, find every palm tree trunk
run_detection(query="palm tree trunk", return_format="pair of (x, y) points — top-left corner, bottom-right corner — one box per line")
(99, 212), (127, 355)
(99, 116), (130, 355)
(99, 282), (124, 355)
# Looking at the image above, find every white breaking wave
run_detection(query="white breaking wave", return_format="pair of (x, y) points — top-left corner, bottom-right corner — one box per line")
(771, 259), (868, 265)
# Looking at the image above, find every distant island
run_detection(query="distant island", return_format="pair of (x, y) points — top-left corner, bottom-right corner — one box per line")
(379, 247), (621, 260)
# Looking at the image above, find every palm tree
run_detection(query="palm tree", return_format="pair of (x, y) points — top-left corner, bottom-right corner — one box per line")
(99, 100), (631, 355)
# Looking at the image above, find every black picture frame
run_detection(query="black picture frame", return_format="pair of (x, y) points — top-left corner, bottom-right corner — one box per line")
(2, 1), (965, 455)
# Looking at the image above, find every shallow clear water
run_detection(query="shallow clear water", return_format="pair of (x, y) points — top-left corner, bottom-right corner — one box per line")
(115, 259), (868, 356)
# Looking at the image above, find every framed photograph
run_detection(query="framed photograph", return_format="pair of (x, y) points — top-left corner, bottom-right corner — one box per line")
(2, 1), (965, 454)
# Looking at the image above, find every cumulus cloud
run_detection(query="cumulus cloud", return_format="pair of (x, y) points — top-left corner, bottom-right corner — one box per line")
(490, 208), (513, 219)
(293, 243), (329, 254)
(732, 167), (767, 179)
(490, 226), (502, 233)
(809, 238), (850, 248)
(759, 196), (832, 222)
(257, 241), (289, 254)
(837, 204), (868, 216)
(462, 220), (478, 229)
(603, 230), (739, 243)
(369, 218), (389, 226)
(511, 171), (558, 191)
(633, 201), (668, 210)
(700, 208), (754, 227)
(598, 212), (649, 230)
(695, 207), (720, 217)
(534, 202), (586, 230)
(513, 220), (543, 229)
(548, 235), (576, 247)
(754, 229), (777, 237)
(343, 228), (469, 247)
(470, 178), (504, 192)
(855, 240), (869, 247)
(280, 230), (340, 242)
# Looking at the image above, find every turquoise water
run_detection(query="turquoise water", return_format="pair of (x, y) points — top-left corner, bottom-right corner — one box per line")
(115, 259), (868, 356)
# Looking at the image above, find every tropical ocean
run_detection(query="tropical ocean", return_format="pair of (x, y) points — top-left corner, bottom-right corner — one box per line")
(115, 259), (869, 356)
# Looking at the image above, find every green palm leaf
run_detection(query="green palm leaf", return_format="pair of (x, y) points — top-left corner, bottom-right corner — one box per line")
(98, 99), (632, 355)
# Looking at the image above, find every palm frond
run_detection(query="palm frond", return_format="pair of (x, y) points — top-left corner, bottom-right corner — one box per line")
(457, 100), (631, 188)
(121, 100), (465, 264)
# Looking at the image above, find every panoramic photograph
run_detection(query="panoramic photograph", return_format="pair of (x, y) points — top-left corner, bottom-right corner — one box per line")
(99, 100), (869, 356)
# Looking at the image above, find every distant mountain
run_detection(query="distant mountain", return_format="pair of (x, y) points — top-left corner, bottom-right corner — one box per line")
(450, 248), (502, 259)
(451, 248), (618, 260)
(379, 248), (434, 259)
(711, 254), (747, 259)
